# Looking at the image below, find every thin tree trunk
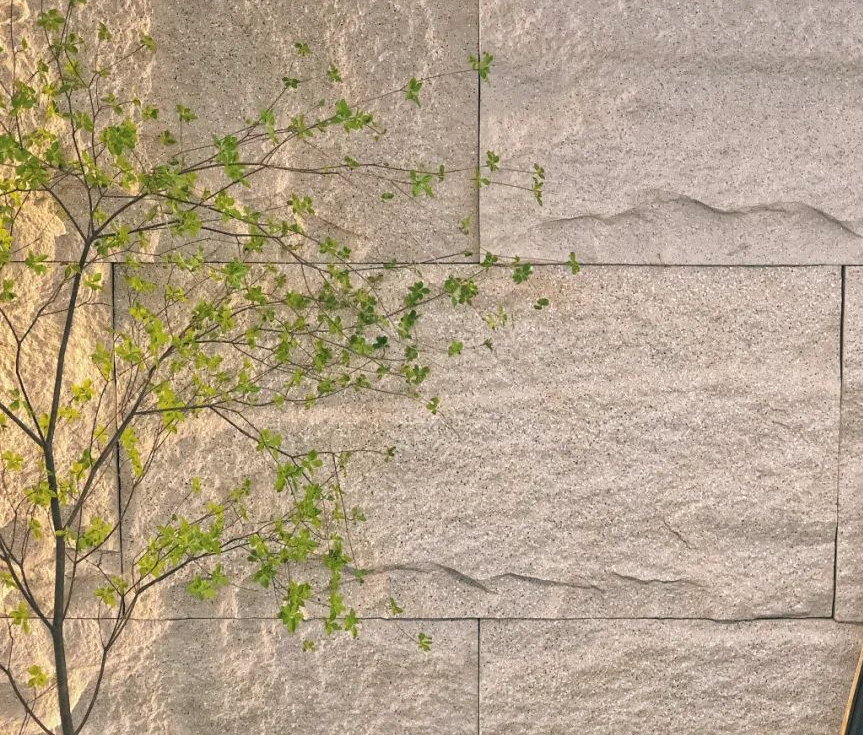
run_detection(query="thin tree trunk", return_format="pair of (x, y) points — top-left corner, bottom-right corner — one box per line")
(51, 622), (75, 735)
(47, 452), (74, 735)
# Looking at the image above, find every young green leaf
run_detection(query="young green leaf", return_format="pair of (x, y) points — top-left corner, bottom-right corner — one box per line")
(417, 632), (433, 651)
(405, 77), (423, 105)
(469, 52), (494, 82)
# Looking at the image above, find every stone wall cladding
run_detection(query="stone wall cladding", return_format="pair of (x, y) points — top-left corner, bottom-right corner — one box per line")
(3, 1), (863, 733)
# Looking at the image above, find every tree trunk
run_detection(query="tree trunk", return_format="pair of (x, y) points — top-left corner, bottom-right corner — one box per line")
(47, 452), (74, 735)
(51, 623), (75, 735)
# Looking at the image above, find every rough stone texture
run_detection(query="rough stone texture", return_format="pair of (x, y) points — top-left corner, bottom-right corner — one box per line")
(81, 619), (477, 735)
(480, 619), (861, 735)
(480, 0), (863, 264)
(2, 2), (861, 733)
(136, 0), (478, 263)
(0, 619), (476, 735)
(346, 266), (841, 619)
(837, 268), (863, 622)
(120, 266), (840, 621)
(0, 620), (106, 734)
(0, 264), (120, 618)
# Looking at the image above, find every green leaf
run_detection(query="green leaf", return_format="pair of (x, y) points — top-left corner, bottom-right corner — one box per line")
(26, 665), (49, 688)
(294, 41), (311, 56)
(472, 168), (491, 189)
(2, 451), (24, 472)
(10, 601), (30, 634)
(469, 51), (494, 82)
(344, 608), (359, 638)
(567, 252), (581, 274)
(447, 340), (463, 357)
(279, 581), (312, 632)
(409, 170), (434, 198)
(327, 64), (342, 83)
(24, 252), (48, 274)
(77, 516), (112, 551)
(532, 163), (545, 205)
(417, 632), (433, 651)
(94, 586), (117, 607)
(405, 77), (423, 105)
(486, 150), (500, 172)
(140, 34), (156, 52)
(282, 76), (300, 89)
(176, 104), (197, 123)
(533, 297), (550, 310)
(97, 22), (112, 41)
(91, 343), (113, 380)
(512, 263), (533, 284)
(100, 119), (138, 156)
(36, 9), (65, 32)
(0, 279), (16, 302)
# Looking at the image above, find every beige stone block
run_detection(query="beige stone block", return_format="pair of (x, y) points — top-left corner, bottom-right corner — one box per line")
(1, 1), (478, 264)
(119, 265), (840, 620)
(480, 619), (860, 735)
(79, 619), (477, 735)
(2, 619), (474, 734)
(836, 267), (863, 621)
(134, 0), (478, 263)
(480, 0), (863, 264)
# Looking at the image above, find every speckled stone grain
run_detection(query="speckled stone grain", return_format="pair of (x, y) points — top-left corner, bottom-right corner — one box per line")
(119, 266), (840, 621)
(480, 619), (861, 735)
(480, 0), (863, 264)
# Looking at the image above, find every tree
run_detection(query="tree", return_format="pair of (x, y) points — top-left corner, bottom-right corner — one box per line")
(0, 3), (564, 734)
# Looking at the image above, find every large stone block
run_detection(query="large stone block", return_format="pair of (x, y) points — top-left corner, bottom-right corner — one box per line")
(119, 265), (840, 621)
(480, 0), (863, 264)
(2, 1), (479, 264)
(138, 0), (478, 263)
(479, 619), (860, 735)
(81, 619), (476, 735)
(0, 619), (476, 735)
(836, 267), (863, 621)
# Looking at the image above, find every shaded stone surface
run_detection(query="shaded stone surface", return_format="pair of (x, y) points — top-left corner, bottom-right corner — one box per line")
(121, 266), (840, 620)
(836, 267), (863, 622)
(480, 0), (863, 264)
(480, 619), (860, 735)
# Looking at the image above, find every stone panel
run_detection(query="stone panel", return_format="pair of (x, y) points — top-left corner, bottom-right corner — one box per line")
(83, 619), (476, 735)
(0, 619), (476, 735)
(480, 619), (860, 735)
(480, 0), (863, 264)
(140, 0), (478, 263)
(836, 267), (863, 621)
(2, 1), (478, 264)
(120, 265), (840, 620)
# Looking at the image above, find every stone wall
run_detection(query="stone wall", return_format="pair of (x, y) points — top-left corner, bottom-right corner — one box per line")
(4, 1), (863, 733)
